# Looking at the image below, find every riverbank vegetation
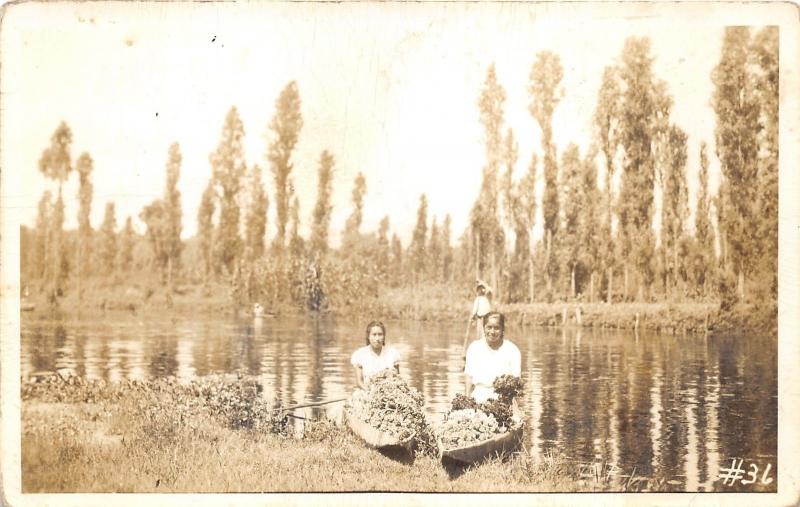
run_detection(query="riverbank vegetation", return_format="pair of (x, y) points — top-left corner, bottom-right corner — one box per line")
(21, 27), (777, 338)
(22, 372), (670, 493)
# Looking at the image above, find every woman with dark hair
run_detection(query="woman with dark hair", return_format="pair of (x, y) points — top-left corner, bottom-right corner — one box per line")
(464, 311), (521, 403)
(350, 321), (401, 389)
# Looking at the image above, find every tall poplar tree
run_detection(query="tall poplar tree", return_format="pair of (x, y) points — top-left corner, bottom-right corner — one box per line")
(428, 216), (441, 281)
(713, 181), (732, 272)
(288, 196), (304, 258)
(471, 64), (506, 292)
(410, 194), (429, 281)
(38, 122), (73, 192)
(578, 149), (601, 301)
(594, 66), (622, 303)
(751, 26), (779, 297)
(615, 37), (672, 300)
(33, 192), (52, 281)
(711, 27), (760, 298)
(693, 142), (715, 292)
(529, 51), (564, 294)
(139, 200), (168, 279)
(38, 122), (73, 298)
(118, 217), (135, 273)
(244, 164), (268, 262)
(76, 152), (94, 291)
(268, 81), (303, 252)
(210, 106), (247, 273)
(659, 125), (689, 295)
(441, 214), (454, 283)
(495, 128), (518, 300)
(47, 195), (68, 293)
(310, 150), (335, 256)
(559, 144), (582, 298)
(99, 202), (117, 274)
(501, 128), (519, 233)
(376, 216), (391, 280)
(197, 181), (216, 285)
(513, 154), (538, 302)
(390, 233), (403, 287)
(342, 172), (367, 249)
(164, 143), (183, 277)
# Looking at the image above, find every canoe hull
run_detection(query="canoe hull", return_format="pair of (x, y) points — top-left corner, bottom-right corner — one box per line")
(440, 424), (524, 464)
(345, 410), (415, 453)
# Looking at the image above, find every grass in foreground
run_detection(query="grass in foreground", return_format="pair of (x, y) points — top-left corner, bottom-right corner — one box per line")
(21, 374), (669, 492)
(19, 374), (607, 493)
(21, 404), (592, 493)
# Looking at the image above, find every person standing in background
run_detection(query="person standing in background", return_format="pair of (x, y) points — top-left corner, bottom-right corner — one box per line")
(470, 280), (492, 340)
(462, 279), (492, 356)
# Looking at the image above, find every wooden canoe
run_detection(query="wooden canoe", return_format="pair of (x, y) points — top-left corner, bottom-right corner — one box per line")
(439, 423), (524, 465)
(344, 409), (416, 453)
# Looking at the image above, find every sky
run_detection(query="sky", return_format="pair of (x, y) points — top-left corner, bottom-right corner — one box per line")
(0, 2), (779, 247)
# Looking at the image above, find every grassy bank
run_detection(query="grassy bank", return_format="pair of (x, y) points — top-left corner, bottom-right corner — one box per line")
(23, 280), (775, 338)
(369, 285), (775, 338)
(24, 280), (239, 319)
(371, 286), (719, 333)
(21, 373), (662, 493)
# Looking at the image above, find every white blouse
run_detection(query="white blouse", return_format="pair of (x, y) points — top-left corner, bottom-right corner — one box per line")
(350, 345), (400, 382)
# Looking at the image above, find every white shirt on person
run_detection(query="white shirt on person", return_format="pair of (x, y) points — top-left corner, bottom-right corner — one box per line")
(464, 338), (521, 403)
(471, 295), (491, 318)
(350, 345), (400, 383)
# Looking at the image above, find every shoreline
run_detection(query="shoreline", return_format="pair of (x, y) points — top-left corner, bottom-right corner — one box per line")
(21, 283), (776, 338)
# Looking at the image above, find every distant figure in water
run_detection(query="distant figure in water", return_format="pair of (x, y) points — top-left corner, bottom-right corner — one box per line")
(253, 303), (264, 318)
(351, 321), (400, 389)
(469, 279), (492, 341)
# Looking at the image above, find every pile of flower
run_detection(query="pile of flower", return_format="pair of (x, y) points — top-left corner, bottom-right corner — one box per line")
(436, 408), (504, 449)
(435, 375), (524, 449)
(450, 393), (508, 428)
(345, 369), (426, 442)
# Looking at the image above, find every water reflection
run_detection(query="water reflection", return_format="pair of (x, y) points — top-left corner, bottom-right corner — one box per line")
(21, 315), (777, 492)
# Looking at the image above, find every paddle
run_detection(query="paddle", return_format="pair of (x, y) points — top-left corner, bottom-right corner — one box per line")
(275, 397), (348, 412)
(461, 319), (472, 358)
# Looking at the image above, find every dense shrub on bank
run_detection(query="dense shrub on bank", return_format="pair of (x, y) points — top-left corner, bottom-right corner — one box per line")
(23, 373), (290, 436)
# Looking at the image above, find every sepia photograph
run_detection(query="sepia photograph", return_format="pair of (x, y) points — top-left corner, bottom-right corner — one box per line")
(1, 1), (798, 505)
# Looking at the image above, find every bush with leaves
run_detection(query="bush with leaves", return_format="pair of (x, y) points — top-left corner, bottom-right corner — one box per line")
(22, 373), (289, 437)
(493, 374), (524, 405)
(203, 377), (288, 433)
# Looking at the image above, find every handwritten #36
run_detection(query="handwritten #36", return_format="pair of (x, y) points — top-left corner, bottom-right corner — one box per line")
(717, 458), (774, 487)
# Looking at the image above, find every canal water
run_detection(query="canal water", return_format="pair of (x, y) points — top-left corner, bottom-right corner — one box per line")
(21, 314), (777, 492)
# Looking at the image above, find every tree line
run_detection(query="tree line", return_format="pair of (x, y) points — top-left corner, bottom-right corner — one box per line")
(22, 27), (777, 311)
(462, 27), (777, 307)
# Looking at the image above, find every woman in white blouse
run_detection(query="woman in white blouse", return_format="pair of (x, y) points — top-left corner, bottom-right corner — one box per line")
(351, 321), (400, 389)
(464, 312), (521, 403)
